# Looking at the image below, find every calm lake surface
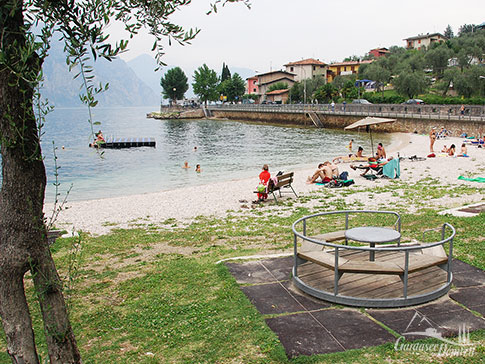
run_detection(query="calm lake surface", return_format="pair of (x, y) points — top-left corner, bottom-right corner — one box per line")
(29, 106), (389, 202)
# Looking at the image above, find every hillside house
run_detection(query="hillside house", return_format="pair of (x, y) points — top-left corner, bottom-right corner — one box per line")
(404, 33), (447, 50)
(369, 48), (389, 58)
(266, 88), (290, 104)
(284, 58), (328, 82)
(327, 60), (373, 82)
(246, 76), (258, 95)
(255, 70), (296, 102)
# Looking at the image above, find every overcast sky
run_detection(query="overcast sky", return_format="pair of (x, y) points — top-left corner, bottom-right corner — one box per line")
(116, 0), (484, 74)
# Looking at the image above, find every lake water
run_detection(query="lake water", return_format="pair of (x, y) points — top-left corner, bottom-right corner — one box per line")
(27, 106), (389, 202)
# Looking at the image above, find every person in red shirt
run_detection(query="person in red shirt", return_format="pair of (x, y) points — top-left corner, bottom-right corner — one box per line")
(257, 164), (271, 201)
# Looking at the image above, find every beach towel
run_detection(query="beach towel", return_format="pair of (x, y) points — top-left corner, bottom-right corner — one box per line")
(382, 158), (400, 179)
(458, 176), (485, 183)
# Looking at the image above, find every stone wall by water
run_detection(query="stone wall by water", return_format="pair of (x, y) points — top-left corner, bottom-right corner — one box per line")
(210, 110), (485, 136)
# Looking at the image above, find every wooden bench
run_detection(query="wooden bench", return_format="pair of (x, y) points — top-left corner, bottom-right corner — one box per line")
(298, 247), (449, 281)
(256, 172), (298, 203)
(47, 230), (63, 245)
(300, 230), (346, 252)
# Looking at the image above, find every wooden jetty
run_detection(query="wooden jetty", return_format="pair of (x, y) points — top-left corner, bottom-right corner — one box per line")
(95, 137), (156, 149)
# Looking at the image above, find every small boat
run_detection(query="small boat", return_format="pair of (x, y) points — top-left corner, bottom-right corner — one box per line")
(90, 137), (156, 149)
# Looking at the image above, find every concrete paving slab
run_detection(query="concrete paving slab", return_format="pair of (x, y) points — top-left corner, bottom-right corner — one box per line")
(367, 307), (440, 342)
(416, 300), (485, 336)
(240, 283), (305, 315)
(225, 261), (274, 284)
(439, 202), (485, 217)
(452, 259), (485, 287)
(312, 309), (396, 350)
(228, 256), (485, 358)
(282, 281), (332, 311)
(449, 286), (485, 316)
(260, 256), (293, 281)
(265, 312), (344, 358)
(240, 282), (331, 315)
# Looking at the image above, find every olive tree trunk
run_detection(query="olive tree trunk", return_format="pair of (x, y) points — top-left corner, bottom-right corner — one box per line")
(0, 1), (81, 363)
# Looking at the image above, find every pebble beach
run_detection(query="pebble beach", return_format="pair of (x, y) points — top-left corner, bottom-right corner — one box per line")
(46, 132), (484, 236)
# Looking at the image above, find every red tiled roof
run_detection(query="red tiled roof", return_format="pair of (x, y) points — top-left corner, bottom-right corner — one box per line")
(370, 48), (389, 53)
(404, 33), (447, 41)
(266, 89), (289, 95)
(284, 58), (327, 66)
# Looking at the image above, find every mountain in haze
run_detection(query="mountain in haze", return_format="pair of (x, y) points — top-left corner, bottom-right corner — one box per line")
(127, 54), (163, 97)
(41, 42), (159, 107)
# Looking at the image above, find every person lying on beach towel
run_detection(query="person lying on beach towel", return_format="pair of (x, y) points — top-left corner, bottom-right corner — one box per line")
(332, 147), (368, 164)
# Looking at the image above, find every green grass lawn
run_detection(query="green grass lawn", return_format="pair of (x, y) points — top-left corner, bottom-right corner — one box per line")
(0, 180), (484, 363)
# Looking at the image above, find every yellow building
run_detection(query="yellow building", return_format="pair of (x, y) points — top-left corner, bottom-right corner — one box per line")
(327, 60), (373, 83)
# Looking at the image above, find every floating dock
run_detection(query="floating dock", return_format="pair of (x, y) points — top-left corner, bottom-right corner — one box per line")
(95, 137), (156, 149)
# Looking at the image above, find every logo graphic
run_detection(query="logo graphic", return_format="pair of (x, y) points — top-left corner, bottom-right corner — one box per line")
(394, 311), (476, 356)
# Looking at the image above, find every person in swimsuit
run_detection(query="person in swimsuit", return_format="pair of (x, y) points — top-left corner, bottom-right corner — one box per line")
(307, 163), (333, 184)
(323, 161), (339, 178)
(376, 143), (387, 160)
(182, 161), (190, 169)
(448, 144), (456, 156)
(90, 131), (106, 148)
(429, 127), (436, 153)
(458, 143), (468, 157)
(195, 164), (202, 172)
(355, 146), (365, 158)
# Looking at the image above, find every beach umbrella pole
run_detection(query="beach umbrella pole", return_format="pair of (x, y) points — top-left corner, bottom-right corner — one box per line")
(370, 128), (374, 156)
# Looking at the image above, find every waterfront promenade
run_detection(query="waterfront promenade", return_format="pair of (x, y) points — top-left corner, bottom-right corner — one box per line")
(208, 103), (485, 122)
(206, 103), (485, 135)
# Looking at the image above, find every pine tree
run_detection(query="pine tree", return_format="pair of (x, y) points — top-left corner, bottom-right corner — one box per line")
(221, 62), (231, 82)
(444, 24), (454, 39)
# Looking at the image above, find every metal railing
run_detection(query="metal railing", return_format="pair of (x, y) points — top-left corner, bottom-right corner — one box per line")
(291, 210), (455, 308)
(207, 103), (485, 123)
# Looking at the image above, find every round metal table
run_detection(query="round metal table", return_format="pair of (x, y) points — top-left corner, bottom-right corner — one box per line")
(345, 226), (401, 261)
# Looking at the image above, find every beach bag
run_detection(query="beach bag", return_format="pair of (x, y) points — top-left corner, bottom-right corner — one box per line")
(339, 171), (349, 180)
(257, 184), (266, 193)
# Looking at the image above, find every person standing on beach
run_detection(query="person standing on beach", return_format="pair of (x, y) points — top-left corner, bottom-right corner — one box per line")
(257, 164), (271, 201)
(429, 127), (436, 153)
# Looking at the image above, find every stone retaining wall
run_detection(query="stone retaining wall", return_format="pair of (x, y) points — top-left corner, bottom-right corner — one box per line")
(210, 110), (485, 136)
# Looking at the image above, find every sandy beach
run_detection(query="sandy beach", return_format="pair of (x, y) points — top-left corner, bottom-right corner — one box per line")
(46, 132), (484, 236)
